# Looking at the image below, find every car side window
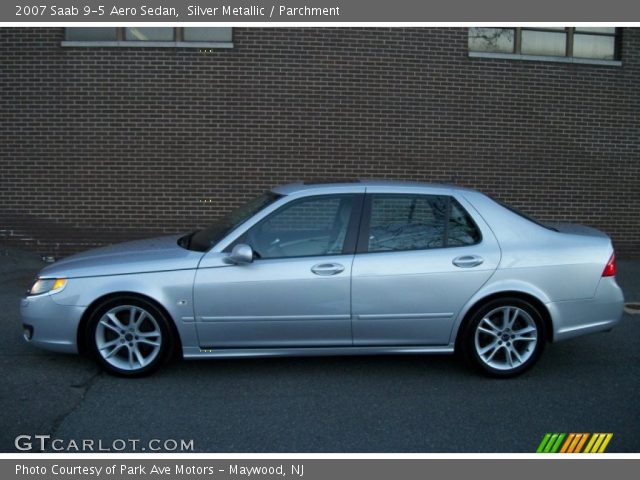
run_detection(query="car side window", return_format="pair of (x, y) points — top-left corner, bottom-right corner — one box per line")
(367, 195), (448, 252)
(448, 198), (482, 246)
(242, 195), (357, 259)
(365, 194), (480, 253)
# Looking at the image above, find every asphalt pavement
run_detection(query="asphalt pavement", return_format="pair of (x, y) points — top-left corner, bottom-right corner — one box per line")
(1, 245), (638, 452)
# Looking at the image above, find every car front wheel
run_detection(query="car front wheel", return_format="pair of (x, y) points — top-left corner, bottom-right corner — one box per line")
(463, 298), (545, 377)
(87, 297), (172, 377)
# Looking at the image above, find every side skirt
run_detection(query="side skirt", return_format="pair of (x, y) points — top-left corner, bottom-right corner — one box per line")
(182, 345), (455, 359)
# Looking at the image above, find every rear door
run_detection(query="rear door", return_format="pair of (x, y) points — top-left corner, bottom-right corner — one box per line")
(351, 190), (500, 346)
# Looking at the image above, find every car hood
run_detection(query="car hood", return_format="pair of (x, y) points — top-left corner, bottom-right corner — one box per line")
(39, 234), (205, 279)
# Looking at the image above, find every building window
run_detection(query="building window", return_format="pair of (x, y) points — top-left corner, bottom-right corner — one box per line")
(469, 27), (620, 63)
(124, 27), (175, 42)
(65, 27), (118, 41)
(63, 27), (233, 48)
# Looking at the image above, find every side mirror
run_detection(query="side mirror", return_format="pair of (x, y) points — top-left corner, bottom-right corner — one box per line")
(227, 244), (254, 265)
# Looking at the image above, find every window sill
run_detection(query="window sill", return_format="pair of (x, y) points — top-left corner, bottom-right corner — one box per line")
(469, 51), (622, 67)
(61, 41), (234, 49)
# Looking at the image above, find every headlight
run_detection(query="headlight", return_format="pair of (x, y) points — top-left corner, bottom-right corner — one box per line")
(27, 278), (67, 296)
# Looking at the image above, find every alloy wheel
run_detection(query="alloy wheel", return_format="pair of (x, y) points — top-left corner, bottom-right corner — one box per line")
(473, 306), (538, 371)
(95, 305), (163, 372)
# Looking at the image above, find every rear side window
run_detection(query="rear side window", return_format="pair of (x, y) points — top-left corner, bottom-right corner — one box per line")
(448, 198), (482, 246)
(364, 194), (481, 253)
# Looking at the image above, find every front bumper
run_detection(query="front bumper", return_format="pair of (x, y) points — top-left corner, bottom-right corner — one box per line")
(20, 294), (85, 353)
(548, 276), (625, 342)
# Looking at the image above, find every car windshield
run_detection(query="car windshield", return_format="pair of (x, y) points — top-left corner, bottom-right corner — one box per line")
(180, 192), (282, 252)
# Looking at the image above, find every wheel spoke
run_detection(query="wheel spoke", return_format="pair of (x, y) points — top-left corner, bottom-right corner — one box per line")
(106, 312), (126, 330)
(481, 318), (501, 333)
(513, 335), (536, 342)
(505, 347), (514, 367)
(137, 338), (160, 347)
(510, 346), (523, 364)
(137, 331), (160, 338)
(478, 340), (499, 355)
(507, 308), (519, 328)
(99, 319), (120, 334)
(133, 346), (146, 367)
(98, 338), (121, 350)
(513, 325), (536, 335)
(502, 308), (510, 329)
(129, 307), (137, 326)
(127, 346), (135, 368)
(477, 326), (498, 337)
(133, 311), (147, 328)
(485, 344), (501, 362)
(104, 343), (125, 359)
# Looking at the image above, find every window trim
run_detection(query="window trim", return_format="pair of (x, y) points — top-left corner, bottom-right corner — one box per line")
(468, 27), (622, 66)
(225, 193), (365, 260)
(356, 193), (483, 255)
(469, 51), (622, 67)
(62, 27), (233, 49)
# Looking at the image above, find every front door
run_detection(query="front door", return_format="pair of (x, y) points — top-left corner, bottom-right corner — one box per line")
(194, 193), (363, 348)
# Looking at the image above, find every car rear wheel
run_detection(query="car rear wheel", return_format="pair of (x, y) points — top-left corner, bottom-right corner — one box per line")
(463, 298), (545, 377)
(87, 297), (172, 377)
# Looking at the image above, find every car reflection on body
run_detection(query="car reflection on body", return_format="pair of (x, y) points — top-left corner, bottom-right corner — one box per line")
(21, 180), (624, 377)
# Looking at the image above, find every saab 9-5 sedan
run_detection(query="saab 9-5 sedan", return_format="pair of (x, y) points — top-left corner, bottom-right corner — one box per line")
(21, 181), (624, 377)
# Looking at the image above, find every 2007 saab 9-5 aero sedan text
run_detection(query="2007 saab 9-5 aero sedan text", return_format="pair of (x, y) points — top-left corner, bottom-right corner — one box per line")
(20, 181), (624, 377)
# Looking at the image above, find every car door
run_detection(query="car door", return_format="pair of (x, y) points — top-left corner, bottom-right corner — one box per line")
(193, 193), (363, 348)
(351, 190), (500, 346)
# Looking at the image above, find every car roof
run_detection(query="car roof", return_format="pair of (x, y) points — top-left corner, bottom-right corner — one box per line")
(271, 179), (474, 195)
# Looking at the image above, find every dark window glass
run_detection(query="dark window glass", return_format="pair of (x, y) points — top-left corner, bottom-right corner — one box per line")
(183, 27), (232, 42)
(367, 195), (448, 252)
(468, 28), (515, 53)
(124, 28), (174, 41)
(447, 199), (482, 246)
(244, 195), (356, 259)
(186, 192), (281, 252)
(66, 28), (117, 41)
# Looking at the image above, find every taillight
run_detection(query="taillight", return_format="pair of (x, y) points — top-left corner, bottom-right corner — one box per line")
(602, 253), (616, 277)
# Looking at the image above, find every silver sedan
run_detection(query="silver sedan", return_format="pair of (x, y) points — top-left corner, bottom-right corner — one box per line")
(20, 181), (624, 377)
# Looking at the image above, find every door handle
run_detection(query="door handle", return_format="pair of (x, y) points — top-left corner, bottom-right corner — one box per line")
(452, 255), (484, 268)
(311, 263), (345, 276)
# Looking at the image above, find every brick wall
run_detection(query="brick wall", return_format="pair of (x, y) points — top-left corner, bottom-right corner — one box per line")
(1, 27), (639, 257)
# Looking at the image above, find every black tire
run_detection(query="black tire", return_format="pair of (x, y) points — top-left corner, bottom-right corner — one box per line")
(461, 297), (546, 378)
(86, 296), (174, 377)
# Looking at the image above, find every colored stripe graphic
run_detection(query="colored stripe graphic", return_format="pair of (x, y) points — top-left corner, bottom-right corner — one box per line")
(560, 433), (575, 453)
(584, 433), (614, 453)
(574, 433), (590, 453)
(536, 433), (552, 453)
(560, 433), (588, 453)
(537, 433), (613, 453)
(536, 433), (565, 453)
